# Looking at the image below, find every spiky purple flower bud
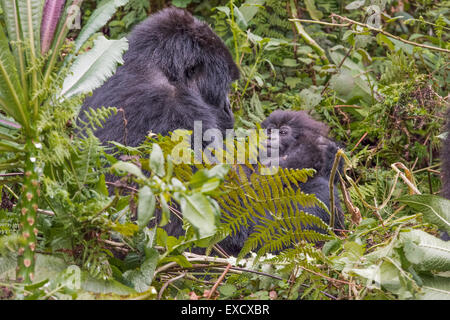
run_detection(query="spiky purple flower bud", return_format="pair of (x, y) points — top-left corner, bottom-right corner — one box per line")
(40, 0), (66, 55)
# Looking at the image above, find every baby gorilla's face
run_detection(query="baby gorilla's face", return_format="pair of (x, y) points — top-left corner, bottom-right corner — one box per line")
(260, 110), (340, 175)
(263, 124), (296, 155)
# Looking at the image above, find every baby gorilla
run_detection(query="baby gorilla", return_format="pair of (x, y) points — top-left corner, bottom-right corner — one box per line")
(218, 110), (345, 256)
(261, 110), (342, 181)
(260, 110), (344, 229)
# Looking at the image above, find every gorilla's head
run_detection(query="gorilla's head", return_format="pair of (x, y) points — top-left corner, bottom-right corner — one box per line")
(126, 7), (240, 131)
(261, 110), (330, 154)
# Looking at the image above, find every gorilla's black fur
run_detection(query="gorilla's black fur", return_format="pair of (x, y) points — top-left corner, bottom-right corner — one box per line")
(442, 109), (450, 199)
(79, 7), (239, 147)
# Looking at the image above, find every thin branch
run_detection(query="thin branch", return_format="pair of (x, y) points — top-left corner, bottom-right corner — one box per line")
(321, 45), (354, 95)
(0, 172), (23, 177)
(330, 13), (450, 54)
(207, 263), (232, 299)
(289, 18), (350, 28)
(391, 162), (421, 195)
(158, 272), (186, 299)
(289, 0), (330, 65)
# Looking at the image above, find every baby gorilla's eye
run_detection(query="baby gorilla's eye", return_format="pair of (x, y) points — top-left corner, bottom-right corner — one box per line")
(280, 129), (288, 135)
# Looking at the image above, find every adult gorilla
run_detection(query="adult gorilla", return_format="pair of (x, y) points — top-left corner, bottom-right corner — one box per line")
(79, 7), (239, 146)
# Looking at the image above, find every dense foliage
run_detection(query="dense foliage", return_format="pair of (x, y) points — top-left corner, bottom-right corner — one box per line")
(0, 0), (449, 300)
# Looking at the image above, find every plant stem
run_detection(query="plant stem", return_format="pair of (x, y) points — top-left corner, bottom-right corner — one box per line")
(16, 139), (40, 283)
(289, 0), (330, 65)
(329, 149), (344, 230)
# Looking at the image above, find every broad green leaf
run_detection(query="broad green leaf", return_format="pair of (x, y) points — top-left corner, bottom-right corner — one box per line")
(123, 249), (159, 293)
(239, 0), (265, 24)
(207, 164), (230, 179)
(305, 0), (323, 20)
(345, 0), (366, 10)
(143, 227), (157, 255)
(378, 261), (414, 299)
(54, 265), (81, 290)
(159, 195), (170, 227)
(200, 179), (221, 193)
(95, 174), (109, 196)
(282, 58), (299, 67)
(356, 48), (372, 64)
(215, 6), (230, 17)
(299, 87), (322, 109)
(74, 0), (129, 53)
(400, 230), (450, 272)
(398, 195), (450, 233)
(330, 69), (355, 97)
(189, 165), (229, 189)
(61, 36), (129, 99)
(111, 161), (146, 180)
(285, 77), (302, 89)
(376, 33), (395, 51)
(328, 49), (377, 103)
(160, 255), (192, 268)
(348, 264), (381, 290)
(81, 271), (139, 295)
(150, 143), (165, 177)
(190, 170), (214, 189)
(219, 283), (237, 297)
(322, 239), (342, 256)
(179, 194), (218, 238)
(172, 0), (191, 8)
(137, 186), (156, 230)
(233, 5), (248, 28)
(419, 275), (450, 300)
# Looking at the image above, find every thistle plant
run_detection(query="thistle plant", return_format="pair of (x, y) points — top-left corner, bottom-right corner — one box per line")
(0, 0), (129, 283)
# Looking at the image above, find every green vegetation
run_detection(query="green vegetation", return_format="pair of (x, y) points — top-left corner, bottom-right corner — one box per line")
(0, 0), (449, 300)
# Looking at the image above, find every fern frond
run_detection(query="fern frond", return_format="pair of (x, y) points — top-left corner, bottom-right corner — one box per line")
(266, 243), (325, 269)
(78, 106), (118, 133)
(239, 209), (332, 261)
